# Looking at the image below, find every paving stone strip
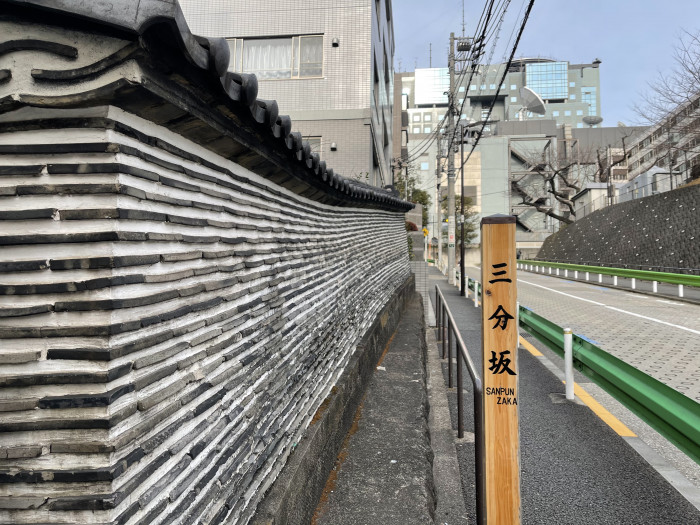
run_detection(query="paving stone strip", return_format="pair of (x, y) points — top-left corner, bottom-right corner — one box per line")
(313, 294), (436, 525)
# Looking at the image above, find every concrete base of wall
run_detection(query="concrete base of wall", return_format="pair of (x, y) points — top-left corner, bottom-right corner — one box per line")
(250, 274), (416, 525)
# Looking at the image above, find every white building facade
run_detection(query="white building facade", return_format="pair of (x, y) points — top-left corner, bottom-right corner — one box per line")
(180, 0), (395, 187)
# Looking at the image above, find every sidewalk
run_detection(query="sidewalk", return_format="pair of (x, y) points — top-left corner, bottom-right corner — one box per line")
(312, 292), (438, 524)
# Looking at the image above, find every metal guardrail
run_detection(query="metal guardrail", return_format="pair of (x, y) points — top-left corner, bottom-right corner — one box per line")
(522, 259), (700, 283)
(528, 258), (700, 276)
(434, 285), (485, 525)
(519, 305), (700, 465)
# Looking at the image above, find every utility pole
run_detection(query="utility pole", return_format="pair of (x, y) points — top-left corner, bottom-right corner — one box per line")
(460, 123), (466, 296)
(447, 32), (456, 285)
(436, 134), (443, 269)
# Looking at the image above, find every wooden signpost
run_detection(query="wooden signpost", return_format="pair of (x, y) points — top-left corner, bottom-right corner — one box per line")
(481, 215), (520, 524)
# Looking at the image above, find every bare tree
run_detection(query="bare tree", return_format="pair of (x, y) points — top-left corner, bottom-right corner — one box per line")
(635, 30), (700, 124)
(633, 29), (700, 181)
(510, 137), (631, 225)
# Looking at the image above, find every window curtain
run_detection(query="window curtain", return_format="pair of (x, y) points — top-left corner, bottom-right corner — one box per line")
(299, 36), (322, 77)
(243, 38), (292, 79)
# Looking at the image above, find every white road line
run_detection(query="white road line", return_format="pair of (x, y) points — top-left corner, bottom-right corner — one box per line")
(519, 279), (700, 336)
(519, 279), (604, 306)
(604, 306), (700, 335)
(657, 299), (683, 305)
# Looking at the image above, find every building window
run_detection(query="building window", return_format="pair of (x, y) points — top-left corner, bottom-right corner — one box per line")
(510, 96), (517, 102)
(569, 94), (576, 100)
(481, 84), (486, 90)
(564, 110), (571, 116)
(227, 35), (323, 79)
(459, 86), (466, 92)
(577, 123), (583, 128)
(569, 81), (575, 87)
(470, 85), (477, 91)
(552, 110), (559, 117)
(420, 161), (429, 171)
(525, 61), (568, 100)
(489, 84), (496, 90)
(510, 84), (517, 90)
(581, 87), (597, 115)
(424, 113), (432, 122)
(481, 108), (490, 121)
(424, 125), (432, 133)
(576, 110), (583, 116)
(413, 114), (421, 122)
(412, 126), (420, 134)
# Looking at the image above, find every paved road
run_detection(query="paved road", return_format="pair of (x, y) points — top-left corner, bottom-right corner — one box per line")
(429, 268), (700, 524)
(463, 265), (700, 402)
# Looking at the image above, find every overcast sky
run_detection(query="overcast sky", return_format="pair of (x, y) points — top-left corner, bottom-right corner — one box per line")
(393, 0), (700, 126)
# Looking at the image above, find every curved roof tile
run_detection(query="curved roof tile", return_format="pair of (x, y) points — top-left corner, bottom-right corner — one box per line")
(4, 0), (413, 212)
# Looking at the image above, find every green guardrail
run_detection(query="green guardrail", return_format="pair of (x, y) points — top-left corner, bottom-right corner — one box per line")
(518, 305), (700, 465)
(520, 260), (700, 288)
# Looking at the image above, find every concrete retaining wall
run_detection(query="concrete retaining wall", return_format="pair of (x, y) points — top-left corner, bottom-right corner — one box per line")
(538, 185), (700, 270)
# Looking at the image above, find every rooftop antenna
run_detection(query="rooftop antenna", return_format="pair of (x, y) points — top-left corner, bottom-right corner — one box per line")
(462, 0), (465, 36)
(517, 87), (546, 119)
(583, 116), (603, 128)
(429, 43), (432, 67)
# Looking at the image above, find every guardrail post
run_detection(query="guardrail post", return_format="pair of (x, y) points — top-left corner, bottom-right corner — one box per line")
(564, 269), (568, 277)
(435, 288), (440, 334)
(631, 278), (636, 290)
(448, 318), (453, 388)
(564, 328), (574, 401)
(456, 329), (464, 438)
(679, 284), (684, 298)
(474, 281), (479, 308)
(652, 281), (658, 293)
(548, 267), (552, 275)
(613, 275), (618, 286)
(574, 270), (578, 279)
(466, 277), (470, 299)
(441, 304), (446, 359)
(598, 273), (603, 283)
(556, 268), (560, 276)
(585, 271), (590, 281)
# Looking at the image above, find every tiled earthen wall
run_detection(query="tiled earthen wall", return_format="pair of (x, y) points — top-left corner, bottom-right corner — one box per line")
(0, 105), (411, 525)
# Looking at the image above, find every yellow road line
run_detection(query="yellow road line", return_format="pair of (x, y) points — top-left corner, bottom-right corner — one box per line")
(572, 383), (636, 437)
(519, 336), (543, 356)
(519, 336), (636, 437)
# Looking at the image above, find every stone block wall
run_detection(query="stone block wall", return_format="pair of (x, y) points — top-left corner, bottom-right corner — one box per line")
(537, 185), (700, 271)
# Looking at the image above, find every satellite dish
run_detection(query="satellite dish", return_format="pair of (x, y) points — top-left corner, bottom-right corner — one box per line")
(583, 116), (603, 127)
(519, 87), (546, 115)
